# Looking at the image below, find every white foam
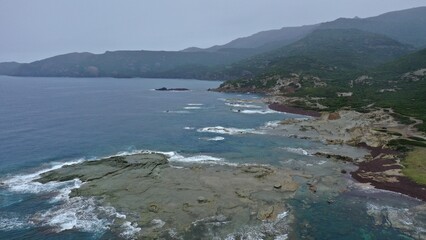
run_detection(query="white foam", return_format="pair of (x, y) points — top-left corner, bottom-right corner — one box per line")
(192, 215), (229, 227)
(33, 197), (112, 233)
(114, 149), (226, 164)
(0, 216), (33, 231)
(366, 203), (417, 228)
(200, 136), (225, 141)
(276, 211), (288, 221)
(2, 159), (84, 195)
(187, 103), (203, 106)
(184, 106), (201, 110)
(197, 126), (262, 135)
(0, 149), (232, 236)
(232, 109), (280, 114)
(318, 160), (327, 165)
(159, 151), (239, 166)
(164, 110), (191, 114)
(2, 153), (145, 236)
(275, 234), (289, 240)
(184, 127), (195, 130)
(34, 194), (134, 236)
(120, 221), (142, 239)
(151, 219), (166, 229)
(225, 102), (262, 108)
(224, 209), (290, 240)
(220, 98), (256, 104)
(282, 147), (310, 156)
(169, 153), (224, 163)
(263, 121), (282, 128)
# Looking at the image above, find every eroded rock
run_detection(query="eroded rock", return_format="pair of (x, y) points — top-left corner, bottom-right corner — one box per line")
(36, 153), (299, 239)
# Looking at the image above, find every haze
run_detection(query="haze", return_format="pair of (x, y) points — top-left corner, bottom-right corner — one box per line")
(1, 0), (425, 63)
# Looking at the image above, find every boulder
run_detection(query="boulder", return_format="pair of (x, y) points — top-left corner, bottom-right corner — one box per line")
(328, 112), (341, 120)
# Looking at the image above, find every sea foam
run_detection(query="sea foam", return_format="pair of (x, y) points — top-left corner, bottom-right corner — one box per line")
(197, 126), (263, 135)
(0, 216), (33, 231)
(225, 102), (262, 108)
(232, 109), (280, 114)
(199, 136), (225, 141)
(1, 155), (143, 238)
(281, 147), (311, 156)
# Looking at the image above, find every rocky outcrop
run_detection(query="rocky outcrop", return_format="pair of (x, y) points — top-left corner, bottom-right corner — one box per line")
(350, 75), (373, 87)
(367, 203), (426, 239)
(155, 87), (189, 91)
(267, 109), (399, 148)
(327, 112), (341, 120)
(36, 153), (300, 239)
(402, 68), (426, 82)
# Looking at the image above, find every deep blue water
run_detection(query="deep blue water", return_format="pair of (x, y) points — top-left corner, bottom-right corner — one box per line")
(0, 76), (423, 239)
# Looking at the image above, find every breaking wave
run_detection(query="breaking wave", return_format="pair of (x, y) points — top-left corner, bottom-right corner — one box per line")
(197, 126), (264, 135)
(281, 147), (311, 156)
(225, 102), (262, 108)
(232, 109), (280, 115)
(199, 136), (225, 141)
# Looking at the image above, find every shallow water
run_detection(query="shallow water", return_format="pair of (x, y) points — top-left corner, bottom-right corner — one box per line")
(0, 76), (424, 239)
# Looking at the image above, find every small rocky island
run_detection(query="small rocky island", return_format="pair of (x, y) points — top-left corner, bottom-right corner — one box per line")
(155, 87), (189, 91)
(37, 152), (303, 239)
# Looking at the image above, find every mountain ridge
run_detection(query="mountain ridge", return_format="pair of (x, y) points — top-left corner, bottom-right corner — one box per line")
(1, 6), (426, 79)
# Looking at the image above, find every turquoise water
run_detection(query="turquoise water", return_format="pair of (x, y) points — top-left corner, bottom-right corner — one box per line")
(0, 76), (423, 239)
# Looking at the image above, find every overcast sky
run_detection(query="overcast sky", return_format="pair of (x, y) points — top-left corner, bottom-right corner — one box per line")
(1, 0), (425, 63)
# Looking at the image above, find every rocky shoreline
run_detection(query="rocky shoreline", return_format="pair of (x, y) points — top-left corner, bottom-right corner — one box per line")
(36, 153), (302, 239)
(352, 144), (426, 201)
(29, 95), (426, 238)
(265, 97), (426, 201)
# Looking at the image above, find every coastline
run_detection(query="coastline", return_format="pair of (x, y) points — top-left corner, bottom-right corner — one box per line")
(352, 144), (426, 201)
(266, 99), (426, 201)
(35, 152), (300, 238)
(3, 89), (424, 238)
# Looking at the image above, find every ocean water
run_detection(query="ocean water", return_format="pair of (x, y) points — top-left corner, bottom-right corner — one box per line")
(0, 76), (424, 239)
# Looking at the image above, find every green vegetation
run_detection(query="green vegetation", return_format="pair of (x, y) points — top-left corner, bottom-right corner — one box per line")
(402, 147), (426, 185)
(408, 136), (426, 142)
(388, 139), (426, 149)
(4, 49), (256, 79)
(390, 113), (417, 125)
(219, 30), (426, 133)
(221, 29), (412, 80)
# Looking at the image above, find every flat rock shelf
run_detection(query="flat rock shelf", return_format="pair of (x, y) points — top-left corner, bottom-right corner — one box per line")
(37, 152), (301, 239)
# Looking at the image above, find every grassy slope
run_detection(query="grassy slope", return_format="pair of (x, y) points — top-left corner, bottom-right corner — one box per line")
(403, 147), (426, 185)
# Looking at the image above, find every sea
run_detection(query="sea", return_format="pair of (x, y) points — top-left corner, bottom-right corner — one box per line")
(0, 76), (424, 239)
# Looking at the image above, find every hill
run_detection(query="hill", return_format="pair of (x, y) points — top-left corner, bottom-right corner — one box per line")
(319, 6), (426, 48)
(1, 6), (425, 79)
(7, 49), (254, 78)
(218, 29), (413, 93)
(361, 49), (426, 131)
(192, 6), (426, 52)
(0, 62), (21, 76)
